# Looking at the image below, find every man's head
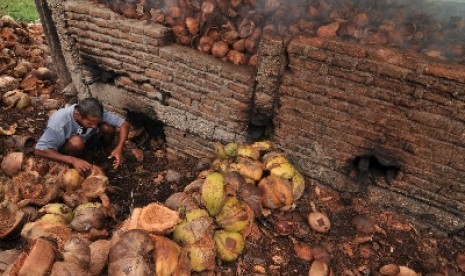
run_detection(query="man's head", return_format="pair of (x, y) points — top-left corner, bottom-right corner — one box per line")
(74, 98), (104, 128)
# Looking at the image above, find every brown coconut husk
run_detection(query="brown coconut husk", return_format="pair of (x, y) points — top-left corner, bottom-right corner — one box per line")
(0, 201), (28, 240)
(138, 202), (181, 234)
(8, 238), (57, 276)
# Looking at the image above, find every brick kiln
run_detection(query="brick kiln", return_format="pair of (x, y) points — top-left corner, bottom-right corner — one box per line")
(35, 0), (465, 236)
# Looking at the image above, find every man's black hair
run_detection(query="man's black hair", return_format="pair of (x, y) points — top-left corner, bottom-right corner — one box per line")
(76, 98), (104, 118)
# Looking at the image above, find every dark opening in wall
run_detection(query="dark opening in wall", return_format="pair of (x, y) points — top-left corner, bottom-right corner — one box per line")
(352, 154), (401, 185)
(126, 111), (165, 150)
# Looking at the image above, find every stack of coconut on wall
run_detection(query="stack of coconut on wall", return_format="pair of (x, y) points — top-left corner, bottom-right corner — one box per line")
(0, 140), (310, 275)
(0, 15), (60, 114)
(95, 0), (465, 66)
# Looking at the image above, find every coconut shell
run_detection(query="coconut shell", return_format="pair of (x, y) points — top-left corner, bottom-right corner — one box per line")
(138, 202), (181, 234)
(185, 237), (216, 272)
(215, 197), (252, 232)
(59, 168), (84, 191)
(0, 202), (28, 240)
(15, 238), (56, 276)
(173, 209), (214, 245)
(71, 203), (105, 232)
(152, 234), (191, 275)
(270, 162), (295, 179)
(1, 151), (23, 177)
(109, 229), (154, 263)
(21, 220), (72, 250)
(164, 192), (199, 212)
(89, 240), (110, 275)
(50, 262), (90, 276)
(379, 263), (400, 275)
(201, 172), (226, 216)
(62, 237), (91, 270)
(258, 175), (293, 209)
(214, 230), (245, 262)
(234, 157), (263, 181)
(308, 212), (331, 233)
(308, 259), (330, 276)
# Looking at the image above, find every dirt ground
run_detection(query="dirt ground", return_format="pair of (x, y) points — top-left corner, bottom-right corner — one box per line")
(1, 24), (464, 275)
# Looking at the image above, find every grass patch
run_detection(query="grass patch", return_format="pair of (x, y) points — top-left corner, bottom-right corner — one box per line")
(0, 0), (39, 22)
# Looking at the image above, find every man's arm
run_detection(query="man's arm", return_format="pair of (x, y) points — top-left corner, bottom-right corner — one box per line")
(34, 148), (92, 173)
(108, 120), (130, 169)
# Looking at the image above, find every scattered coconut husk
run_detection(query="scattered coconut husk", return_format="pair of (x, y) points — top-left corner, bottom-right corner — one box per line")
(8, 238), (57, 276)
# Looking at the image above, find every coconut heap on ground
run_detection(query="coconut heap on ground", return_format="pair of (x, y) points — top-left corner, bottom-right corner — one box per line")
(0, 140), (310, 275)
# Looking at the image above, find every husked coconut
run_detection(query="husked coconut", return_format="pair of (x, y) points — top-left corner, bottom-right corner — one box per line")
(1, 151), (23, 177)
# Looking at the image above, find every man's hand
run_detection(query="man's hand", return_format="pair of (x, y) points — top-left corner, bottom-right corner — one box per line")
(108, 147), (123, 169)
(71, 157), (92, 173)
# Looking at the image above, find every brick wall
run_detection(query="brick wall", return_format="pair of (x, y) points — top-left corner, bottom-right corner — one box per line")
(63, 0), (256, 154)
(276, 37), (465, 228)
(40, 0), (465, 231)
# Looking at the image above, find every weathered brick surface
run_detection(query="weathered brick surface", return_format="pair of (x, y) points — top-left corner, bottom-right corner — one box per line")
(278, 37), (465, 218)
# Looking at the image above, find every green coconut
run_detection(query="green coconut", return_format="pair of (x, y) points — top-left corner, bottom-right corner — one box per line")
(251, 140), (273, 152)
(215, 197), (252, 232)
(201, 172), (226, 216)
(237, 145), (260, 160)
(39, 213), (69, 224)
(173, 209), (214, 245)
(39, 203), (74, 223)
(184, 237), (216, 272)
(214, 230), (245, 262)
(270, 162), (295, 179)
(224, 142), (238, 157)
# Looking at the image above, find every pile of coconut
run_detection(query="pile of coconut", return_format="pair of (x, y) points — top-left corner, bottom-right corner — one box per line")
(0, 14), (60, 119)
(0, 140), (305, 275)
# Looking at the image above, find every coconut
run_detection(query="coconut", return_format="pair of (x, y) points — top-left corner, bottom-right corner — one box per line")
(251, 140), (273, 152)
(237, 145), (260, 160)
(39, 213), (69, 224)
(89, 240), (110, 275)
(184, 237), (216, 272)
(62, 237), (91, 270)
(0, 76), (19, 93)
(212, 41), (230, 58)
(15, 93), (30, 109)
(258, 175), (293, 209)
(308, 259), (330, 276)
(214, 230), (245, 262)
(308, 212), (331, 233)
(39, 203), (74, 223)
(60, 168), (84, 191)
(173, 209), (214, 245)
(215, 197), (252, 232)
(263, 151), (289, 170)
(71, 202), (105, 232)
(1, 151), (24, 177)
(1, 89), (22, 108)
(224, 142), (238, 157)
(138, 202), (181, 234)
(0, 202), (28, 240)
(152, 234), (191, 275)
(21, 220), (72, 250)
(233, 157), (263, 181)
(201, 172), (226, 216)
(270, 162), (295, 179)
(13, 238), (57, 276)
(238, 183), (263, 217)
(164, 192), (199, 212)
(379, 264), (400, 275)
(108, 229), (154, 276)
